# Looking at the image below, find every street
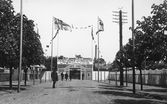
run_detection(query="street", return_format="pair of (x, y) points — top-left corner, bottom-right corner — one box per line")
(0, 80), (167, 104)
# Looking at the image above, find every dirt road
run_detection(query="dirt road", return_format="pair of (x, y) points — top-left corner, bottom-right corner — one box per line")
(0, 80), (166, 104)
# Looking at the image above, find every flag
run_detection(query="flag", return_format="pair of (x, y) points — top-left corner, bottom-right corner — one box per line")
(54, 17), (61, 30)
(96, 17), (104, 34)
(59, 20), (71, 31)
(53, 17), (71, 31)
(91, 27), (94, 40)
(52, 17), (71, 41)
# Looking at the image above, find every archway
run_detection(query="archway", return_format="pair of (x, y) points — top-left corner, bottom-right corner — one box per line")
(70, 68), (80, 79)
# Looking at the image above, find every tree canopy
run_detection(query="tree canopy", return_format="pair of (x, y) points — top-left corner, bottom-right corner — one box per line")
(0, 0), (44, 68)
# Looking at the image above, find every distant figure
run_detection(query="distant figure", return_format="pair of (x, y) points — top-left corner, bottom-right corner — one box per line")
(61, 72), (64, 81)
(69, 72), (72, 81)
(82, 73), (85, 80)
(65, 72), (68, 81)
(51, 70), (58, 88)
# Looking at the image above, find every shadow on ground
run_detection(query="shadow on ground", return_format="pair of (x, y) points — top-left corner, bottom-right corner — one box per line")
(143, 88), (167, 93)
(94, 84), (167, 103)
(113, 99), (166, 104)
(0, 85), (30, 95)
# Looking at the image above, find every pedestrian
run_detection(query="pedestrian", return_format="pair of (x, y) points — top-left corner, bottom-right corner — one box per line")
(61, 72), (64, 81)
(51, 70), (58, 88)
(82, 73), (84, 80)
(69, 72), (72, 81)
(65, 72), (68, 81)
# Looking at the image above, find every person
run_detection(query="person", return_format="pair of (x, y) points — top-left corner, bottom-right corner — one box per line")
(69, 72), (72, 81)
(61, 72), (64, 81)
(51, 70), (58, 88)
(82, 73), (84, 80)
(65, 72), (68, 81)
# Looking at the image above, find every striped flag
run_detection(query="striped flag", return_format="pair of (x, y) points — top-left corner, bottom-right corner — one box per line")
(96, 17), (104, 34)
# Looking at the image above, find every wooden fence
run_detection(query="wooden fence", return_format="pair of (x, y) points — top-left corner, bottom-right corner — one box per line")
(109, 69), (167, 87)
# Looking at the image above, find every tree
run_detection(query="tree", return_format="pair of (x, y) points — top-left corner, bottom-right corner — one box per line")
(58, 55), (66, 59)
(134, 0), (167, 90)
(118, 0), (167, 90)
(0, 0), (44, 88)
(11, 13), (44, 67)
(0, 0), (16, 89)
(11, 13), (44, 85)
(45, 56), (57, 71)
(93, 58), (106, 71)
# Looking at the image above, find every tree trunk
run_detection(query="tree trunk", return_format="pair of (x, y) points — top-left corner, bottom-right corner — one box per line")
(120, 65), (124, 86)
(116, 71), (117, 85)
(109, 70), (110, 83)
(139, 66), (143, 90)
(24, 69), (27, 86)
(126, 67), (128, 86)
(9, 66), (13, 89)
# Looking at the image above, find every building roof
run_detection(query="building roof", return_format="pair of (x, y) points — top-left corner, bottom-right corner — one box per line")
(81, 65), (92, 68)
(58, 64), (68, 68)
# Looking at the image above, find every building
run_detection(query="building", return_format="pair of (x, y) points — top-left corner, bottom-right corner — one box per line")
(58, 57), (93, 80)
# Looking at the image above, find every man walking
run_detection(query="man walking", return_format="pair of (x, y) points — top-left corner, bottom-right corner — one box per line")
(51, 70), (58, 88)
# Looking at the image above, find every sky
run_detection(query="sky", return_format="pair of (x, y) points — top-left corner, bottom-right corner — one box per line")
(12, 0), (162, 63)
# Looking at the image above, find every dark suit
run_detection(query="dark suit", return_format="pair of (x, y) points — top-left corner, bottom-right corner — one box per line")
(65, 73), (68, 81)
(51, 71), (58, 88)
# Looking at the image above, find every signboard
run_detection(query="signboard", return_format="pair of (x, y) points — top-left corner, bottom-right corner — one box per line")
(58, 58), (92, 65)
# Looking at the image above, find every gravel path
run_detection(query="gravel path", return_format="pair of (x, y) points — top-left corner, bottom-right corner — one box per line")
(0, 80), (166, 104)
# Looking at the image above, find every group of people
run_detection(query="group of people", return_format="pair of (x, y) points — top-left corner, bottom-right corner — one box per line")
(61, 72), (70, 81)
(51, 70), (71, 88)
(51, 70), (85, 88)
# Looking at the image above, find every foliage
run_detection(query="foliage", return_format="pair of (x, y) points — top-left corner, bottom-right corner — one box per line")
(0, 0), (44, 68)
(114, 0), (167, 70)
(93, 58), (106, 71)
(58, 55), (66, 59)
(94, 58), (106, 64)
(0, 0), (15, 67)
(45, 56), (57, 71)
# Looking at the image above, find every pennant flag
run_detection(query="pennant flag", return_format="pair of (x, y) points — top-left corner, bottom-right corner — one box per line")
(91, 27), (94, 40)
(96, 17), (104, 34)
(71, 25), (92, 30)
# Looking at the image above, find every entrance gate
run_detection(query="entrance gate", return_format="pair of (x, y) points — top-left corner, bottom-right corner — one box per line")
(58, 58), (93, 80)
(70, 68), (80, 79)
(64, 64), (86, 80)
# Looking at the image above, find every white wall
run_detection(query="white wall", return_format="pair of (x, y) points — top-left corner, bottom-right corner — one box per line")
(41, 71), (52, 81)
(92, 71), (109, 80)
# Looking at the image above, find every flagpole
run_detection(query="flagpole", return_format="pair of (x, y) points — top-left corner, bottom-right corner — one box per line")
(50, 17), (70, 74)
(18, 0), (23, 93)
(97, 17), (100, 83)
(57, 31), (59, 72)
(51, 17), (54, 76)
(132, 0), (136, 94)
(91, 26), (94, 80)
